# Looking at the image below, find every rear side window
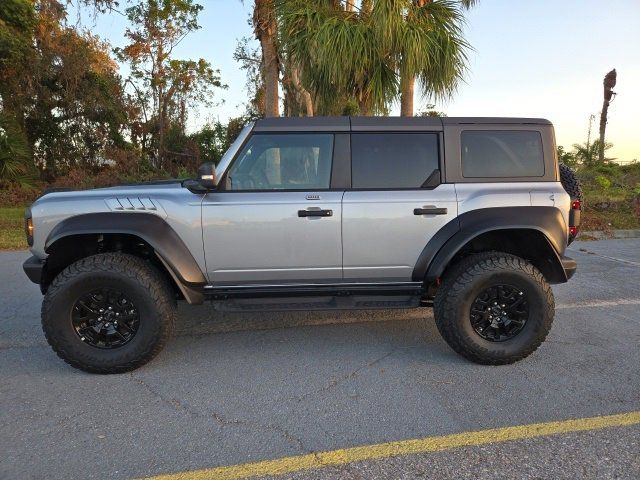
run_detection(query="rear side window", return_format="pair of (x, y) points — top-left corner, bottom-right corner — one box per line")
(351, 133), (439, 189)
(461, 131), (544, 178)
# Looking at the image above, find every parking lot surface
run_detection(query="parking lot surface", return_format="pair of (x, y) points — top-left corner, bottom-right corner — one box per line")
(1, 239), (639, 479)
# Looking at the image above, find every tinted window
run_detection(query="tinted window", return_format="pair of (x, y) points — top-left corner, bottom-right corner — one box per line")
(351, 133), (439, 188)
(228, 134), (333, 190)
(461, 131), (544, 178)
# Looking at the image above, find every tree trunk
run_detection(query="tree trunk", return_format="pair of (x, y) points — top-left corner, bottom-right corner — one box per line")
(290, 66), (314, 116)
(156, 43), (166, 168)
(599, 68), (616, 163)
(358, 92), (370, 116)
(399, 0), (428, 117)
(254, 0), (279, 117)
(400, 74), (415, 116)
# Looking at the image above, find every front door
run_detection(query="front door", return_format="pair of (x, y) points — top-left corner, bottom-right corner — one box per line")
(202, 132), (343, 285)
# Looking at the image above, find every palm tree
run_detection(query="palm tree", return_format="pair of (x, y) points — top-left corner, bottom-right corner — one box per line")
(572, 140), (614, 166)
(254, 0), (280, 117)
(0, 113), (32, 184)
(394, 0), (477, 116)
(276, 0), (474, 116)
(277, 0), (392, 115)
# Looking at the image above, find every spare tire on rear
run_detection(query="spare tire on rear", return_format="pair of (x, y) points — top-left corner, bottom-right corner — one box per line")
(559, 163), (583, 201)
(559, 163), (582, 246)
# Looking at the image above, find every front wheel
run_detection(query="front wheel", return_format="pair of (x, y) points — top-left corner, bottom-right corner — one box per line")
(433, 252), (554, 365)
(42, 253), (176, 373)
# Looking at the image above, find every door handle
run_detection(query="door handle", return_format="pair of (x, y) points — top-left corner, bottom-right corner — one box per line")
(414, 206), (448, 215)
(298, 208), (333, 217)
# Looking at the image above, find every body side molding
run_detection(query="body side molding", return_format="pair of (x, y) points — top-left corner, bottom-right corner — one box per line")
(45, 212), (207, 287)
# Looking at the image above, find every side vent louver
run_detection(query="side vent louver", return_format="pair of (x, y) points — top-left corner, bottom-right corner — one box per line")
(106, 197), (157, 211)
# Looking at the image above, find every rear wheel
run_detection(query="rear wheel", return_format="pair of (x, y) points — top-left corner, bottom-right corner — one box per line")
(42, 253), (176, 373)
(433, 252), (554, 365)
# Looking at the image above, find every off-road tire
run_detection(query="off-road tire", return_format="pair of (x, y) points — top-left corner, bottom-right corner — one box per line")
(433, 252), (554, 365)
(42, 253), (176, 374)
(559, 163), (583, 201)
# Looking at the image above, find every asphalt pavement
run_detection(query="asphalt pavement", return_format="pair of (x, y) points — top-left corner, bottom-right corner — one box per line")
(1, 239), (639, 479)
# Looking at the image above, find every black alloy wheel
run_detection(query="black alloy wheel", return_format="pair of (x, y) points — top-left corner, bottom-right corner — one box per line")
(469, 284), (528, 342)
(71, 288), (140, 349)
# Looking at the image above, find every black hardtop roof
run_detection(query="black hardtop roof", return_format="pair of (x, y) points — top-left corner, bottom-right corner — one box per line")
(253, 116), (552, 132)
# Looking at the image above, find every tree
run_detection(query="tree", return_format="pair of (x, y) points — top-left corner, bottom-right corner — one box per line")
(0, 113), (32, 183)
(278, 0), (394, 115)
(395, 0), (477, 116)
(116, 0), (225, 167)
(234, 36), (266, 117)
(253, 0), (279, 117)
(1, 0), (130, 180)
(598, 68), (616, 164)
(190, 116), (250, 164)
(572, 140), (614, 167)
(556, 145), (578, 169)
(276, 0), (473, 116)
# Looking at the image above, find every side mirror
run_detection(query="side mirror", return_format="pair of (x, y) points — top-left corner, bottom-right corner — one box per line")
(197, 162), (217, 189)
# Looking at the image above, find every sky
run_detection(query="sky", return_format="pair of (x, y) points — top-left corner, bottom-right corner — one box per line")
(76, 0), (640, 162)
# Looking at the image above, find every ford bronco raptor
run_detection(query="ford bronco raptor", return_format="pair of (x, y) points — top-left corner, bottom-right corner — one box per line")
(23, 117), (581, 373)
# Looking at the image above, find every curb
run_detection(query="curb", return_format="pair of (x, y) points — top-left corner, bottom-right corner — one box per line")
(578, 229), (640, 240)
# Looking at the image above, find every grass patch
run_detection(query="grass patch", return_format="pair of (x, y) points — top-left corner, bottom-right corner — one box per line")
(582, 207), (640, 231)
(0, 207), (27, 250)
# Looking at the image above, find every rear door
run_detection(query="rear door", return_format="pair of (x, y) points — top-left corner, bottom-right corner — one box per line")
(342, 131), (458, 282)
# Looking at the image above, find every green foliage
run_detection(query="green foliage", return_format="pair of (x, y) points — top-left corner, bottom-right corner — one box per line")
(572, 140), (615, 166)
(418, 104), (447, 117)
(116, 0), (226, 168)
(574, 161), (640, 231)
(234, 37), (265, 118)
(276, 0), (471, 115)
(0, 1), (131, 181)
(341, 99), (361, 116)
(190, 116), (250, 165)
(594, 175), (611, 190)
(0, 0), (36, 66)
(556, 145), (578, 168)
(0, 113), (33, 184)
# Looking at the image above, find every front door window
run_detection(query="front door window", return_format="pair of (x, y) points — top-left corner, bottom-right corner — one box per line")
(226, 134), (334, 191)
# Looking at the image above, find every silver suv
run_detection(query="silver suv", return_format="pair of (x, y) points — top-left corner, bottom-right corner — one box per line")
(23, 117), (580, 373)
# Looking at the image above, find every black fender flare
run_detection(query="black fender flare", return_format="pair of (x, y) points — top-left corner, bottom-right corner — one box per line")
(45, 212), (207, 287)
(412, 206), (569, 282)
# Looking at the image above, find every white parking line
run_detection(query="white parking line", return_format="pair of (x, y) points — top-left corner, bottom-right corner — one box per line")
(557, 298), (640, 309)
(571, 248), (640, 267)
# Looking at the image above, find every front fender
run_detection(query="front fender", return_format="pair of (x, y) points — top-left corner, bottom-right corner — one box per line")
(45, 212), (207, 287)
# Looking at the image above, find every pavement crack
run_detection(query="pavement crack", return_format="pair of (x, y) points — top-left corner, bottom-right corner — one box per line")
(296, 347), (398, 402)
(128, 374), (311, 453)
